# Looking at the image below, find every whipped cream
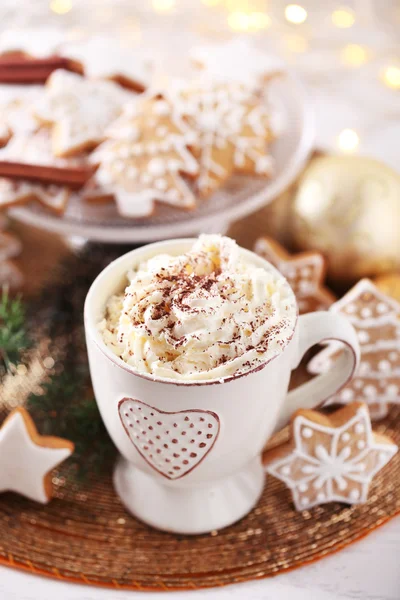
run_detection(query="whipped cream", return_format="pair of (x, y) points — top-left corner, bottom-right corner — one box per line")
(100, 235), (297, 381)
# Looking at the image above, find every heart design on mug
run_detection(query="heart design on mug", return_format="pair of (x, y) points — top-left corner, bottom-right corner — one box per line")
(118, 398), (220, 480)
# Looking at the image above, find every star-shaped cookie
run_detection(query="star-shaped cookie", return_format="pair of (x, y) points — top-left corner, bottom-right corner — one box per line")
(308, 279), (400, 419)
(0, 407), (74, 503)
(264, 402), (397, 511)
(34, 69), (129, 157)
(190, 39), (283, 87)
(254, 237), (336, 314)
(0, 178), (70, 214)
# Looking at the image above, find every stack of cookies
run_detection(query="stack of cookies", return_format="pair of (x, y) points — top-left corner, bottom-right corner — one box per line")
(0, 36), (284, 219)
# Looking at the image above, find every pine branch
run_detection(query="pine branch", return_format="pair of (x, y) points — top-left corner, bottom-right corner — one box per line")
(0, 287), (31, 376)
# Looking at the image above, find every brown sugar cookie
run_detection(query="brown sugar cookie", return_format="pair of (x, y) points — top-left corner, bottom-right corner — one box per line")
(254, 236), (336, 314)
(263, 402), (397, 510)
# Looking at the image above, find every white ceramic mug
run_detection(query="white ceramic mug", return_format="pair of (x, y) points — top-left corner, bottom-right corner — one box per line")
(84, 239), (360, 534)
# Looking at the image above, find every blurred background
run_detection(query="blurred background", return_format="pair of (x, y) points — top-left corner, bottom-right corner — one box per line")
(1, 0), (399, 168)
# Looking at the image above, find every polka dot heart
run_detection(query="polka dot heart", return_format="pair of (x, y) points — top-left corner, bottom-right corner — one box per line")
(308, 279), (400, 420)
(118, 398), (220, 480)
(263, 402), (397, 511)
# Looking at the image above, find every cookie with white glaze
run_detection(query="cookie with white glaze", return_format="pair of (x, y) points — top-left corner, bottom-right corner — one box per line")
(169, 80), (275, 197)
(264, 402), (398, 510)
(34, 69), (129, 157)
(89, 95), (199, 217)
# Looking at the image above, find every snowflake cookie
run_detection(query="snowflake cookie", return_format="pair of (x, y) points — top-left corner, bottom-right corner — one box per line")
(170, 80), (275, 196)
(308, 279), (400, 420)
(264, 402), (398, 511)
(0, 407), (74, 503)
(190, 39), (284, 88)
(34, 69), (129, 157)
(254, 236), (336, 314)
(62, 36), (153, 92)
(89, 95), (199, 217)
(0, 178), (70, 214)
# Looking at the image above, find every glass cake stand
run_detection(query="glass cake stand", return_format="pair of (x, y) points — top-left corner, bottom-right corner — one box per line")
(10, 73), (314, 243)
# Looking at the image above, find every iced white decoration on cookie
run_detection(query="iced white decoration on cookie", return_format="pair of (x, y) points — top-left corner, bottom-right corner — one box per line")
(62, 36), (153, 91)
(0, 129), (87, 168)
(169, 80), (275, 196)
(100, 235), (296, 381)
(0, 178), (70, 214)
(34, 69), (128, 157)
(191, 39), (283, 87)
(119, 399), (220, 479)
(254, 237), (335, 314)
(90, 95), (198, 217)
(308, 279), (400, 420)
(265, 403), (398, 510)
(0, 408), (73, 504)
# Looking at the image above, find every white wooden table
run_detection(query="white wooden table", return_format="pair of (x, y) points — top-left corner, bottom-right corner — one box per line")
(1, 516), (399, 600)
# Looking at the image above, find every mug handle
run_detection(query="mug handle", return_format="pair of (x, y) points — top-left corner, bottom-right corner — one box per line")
(272, 311), (360, 434)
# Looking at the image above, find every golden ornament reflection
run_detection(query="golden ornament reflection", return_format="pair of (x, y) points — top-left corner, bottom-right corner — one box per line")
(292, 155), (400, 283)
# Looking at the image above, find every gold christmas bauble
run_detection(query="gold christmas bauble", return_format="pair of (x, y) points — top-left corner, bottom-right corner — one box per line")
(291, 155), (400, 284)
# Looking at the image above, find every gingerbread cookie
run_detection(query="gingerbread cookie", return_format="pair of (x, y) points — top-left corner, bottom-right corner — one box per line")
(264, 402), (398, 511)
(89, 95), (199, 217)
(62, 36), (153, 92)
(0, 178), (70, 214)
(308, 279), (400, 420)
(190, 39), (283, 87)
(0, 407), (74, 503)
(0, 129), (94, 187)
(34, 69), (129, 157)
(170, 80), (275, 196)
(254, 237), (335, 314)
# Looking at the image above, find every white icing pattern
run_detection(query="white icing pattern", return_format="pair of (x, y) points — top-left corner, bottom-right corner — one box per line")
(169, 80), (274, 196)
(34, 69), (129, 157)
(308, 279), (400, 420)
(0, 409), (73, 504)
(266, 405), (398, 510)
(90, 95), (199, 217)
(0, 177), (70, 214)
